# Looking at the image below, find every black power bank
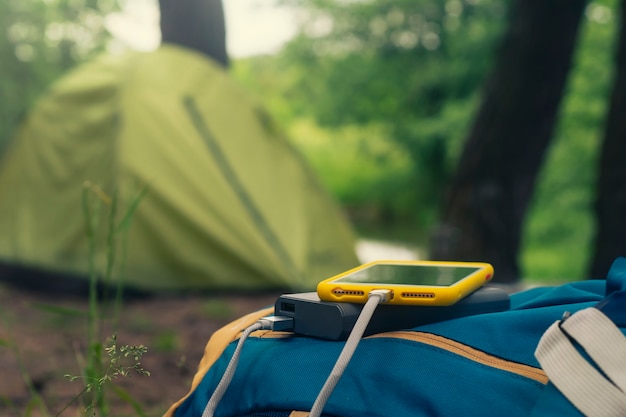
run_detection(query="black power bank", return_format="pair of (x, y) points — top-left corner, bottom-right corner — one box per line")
(274, 286), (510, 340)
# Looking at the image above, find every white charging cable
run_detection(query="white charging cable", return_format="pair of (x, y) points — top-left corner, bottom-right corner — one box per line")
(202, 291), (390, 417)
(308, 289), (392, 417)
(202, 316), (293, 417)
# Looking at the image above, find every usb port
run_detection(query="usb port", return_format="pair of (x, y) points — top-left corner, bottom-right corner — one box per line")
(280, 302), (296, 313)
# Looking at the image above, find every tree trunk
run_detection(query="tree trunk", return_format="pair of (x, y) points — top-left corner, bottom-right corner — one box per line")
(430, 0), (587, 283)
(159, 0), (229, 68)
(589, 0), (626, 279)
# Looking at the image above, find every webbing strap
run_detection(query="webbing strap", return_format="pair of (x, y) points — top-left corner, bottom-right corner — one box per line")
(535, 307), (626, 417)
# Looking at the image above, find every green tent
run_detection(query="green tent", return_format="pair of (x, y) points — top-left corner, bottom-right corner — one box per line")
(0, 45), (359, 293)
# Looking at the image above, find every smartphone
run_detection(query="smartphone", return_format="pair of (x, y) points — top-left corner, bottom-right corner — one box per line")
(275, 286), (509, 340)
(316, 260), (494, 306)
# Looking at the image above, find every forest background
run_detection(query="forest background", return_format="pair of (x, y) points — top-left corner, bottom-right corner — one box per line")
(0, 0), (620, 284)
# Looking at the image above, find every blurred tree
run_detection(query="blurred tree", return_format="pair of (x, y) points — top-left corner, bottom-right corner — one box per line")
(430, 0), (588, 282)
(589, 0), (626, 278)
(158, 0), (229, 67)
(519, 1), (615, 282)
(0, 0), (117, 147)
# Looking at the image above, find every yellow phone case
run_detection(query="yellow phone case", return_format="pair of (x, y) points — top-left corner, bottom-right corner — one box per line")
(316, 260), (494, 306)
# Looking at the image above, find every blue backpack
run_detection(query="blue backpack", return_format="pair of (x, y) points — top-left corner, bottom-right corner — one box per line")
(165, 258), (626, 417)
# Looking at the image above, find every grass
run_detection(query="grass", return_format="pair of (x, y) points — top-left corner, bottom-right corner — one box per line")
(76, 182), (150, 416)
(0, 182), (151, 417)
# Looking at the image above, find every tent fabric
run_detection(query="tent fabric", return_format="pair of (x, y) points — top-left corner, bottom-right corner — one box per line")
(0, 45), (359, 292)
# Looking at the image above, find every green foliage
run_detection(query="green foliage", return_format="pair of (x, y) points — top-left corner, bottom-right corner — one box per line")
(288, 119), (415, 219)
(274, 0), (505, 134)
(0, 0), (118, 147)
(235, 0), (506, 235)
(235, 0), (622, 281)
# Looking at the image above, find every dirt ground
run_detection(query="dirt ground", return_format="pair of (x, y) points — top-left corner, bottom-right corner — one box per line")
(0, 281), (282, 417)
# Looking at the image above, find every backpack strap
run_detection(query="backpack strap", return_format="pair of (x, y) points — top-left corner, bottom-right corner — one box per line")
(535, 307), (626, 417)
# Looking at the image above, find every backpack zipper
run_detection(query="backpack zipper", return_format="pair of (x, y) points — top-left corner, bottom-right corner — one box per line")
(367, 331), (548, 384)
(255, 330), (548, 384)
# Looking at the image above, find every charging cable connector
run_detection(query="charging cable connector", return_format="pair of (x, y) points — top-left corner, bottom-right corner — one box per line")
(257, 315), (294, 332)
(368, 289), (393, 303)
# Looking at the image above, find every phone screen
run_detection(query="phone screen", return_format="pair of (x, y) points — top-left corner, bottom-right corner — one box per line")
(333, 264), (482, 287)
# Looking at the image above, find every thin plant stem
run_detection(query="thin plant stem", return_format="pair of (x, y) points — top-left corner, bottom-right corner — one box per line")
(82, 182), (106, 415)
(53, 385), (90, 417)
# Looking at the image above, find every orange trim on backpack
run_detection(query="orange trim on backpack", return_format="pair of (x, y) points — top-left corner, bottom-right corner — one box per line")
(367, 331), (549, 384)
